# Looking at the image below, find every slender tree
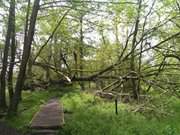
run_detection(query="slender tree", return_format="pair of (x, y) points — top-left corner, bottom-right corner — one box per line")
(0, 0), (15, 110)
(7, 0), (16, 102)
(79, 14), (85, 90)
(8, 0), (40, 114)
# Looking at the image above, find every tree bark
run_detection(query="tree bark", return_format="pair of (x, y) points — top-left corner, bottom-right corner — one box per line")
(0, 0), (15, 110)
(79, 15), (85, 90)
(7, 0), (16, 103)
(26, 0), (33, 90)
(8, 0), (40, 115)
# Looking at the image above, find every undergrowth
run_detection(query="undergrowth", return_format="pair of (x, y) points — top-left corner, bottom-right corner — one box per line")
(2, 87), (180, 135)
(60, 91), (180, 135)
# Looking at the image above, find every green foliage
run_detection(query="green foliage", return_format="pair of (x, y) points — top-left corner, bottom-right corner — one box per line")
(162, 0), (176, 6)
(109, 0), (136, 21)
(1, 1), (180, 134)
(60, 92), (180, 135)
(3, 88), (180, 135)
(95, 43), (119, 69)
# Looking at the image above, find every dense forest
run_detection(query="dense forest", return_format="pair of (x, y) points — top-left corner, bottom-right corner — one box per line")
(0, 0), (180, 135)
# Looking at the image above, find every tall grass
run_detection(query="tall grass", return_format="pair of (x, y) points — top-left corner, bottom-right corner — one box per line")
(2, 88), (180, 135)
(60, 92), (180, 135)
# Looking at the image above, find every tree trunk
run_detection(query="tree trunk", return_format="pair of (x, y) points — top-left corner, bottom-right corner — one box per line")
(79, 15), (85, 90)
(46, 43), (52, 81)
(27, 54), (33, 87)
(130, 0), (142, 100)
(8, 0), (40, 115)
(7, 2), (16, 103)
(26, 0), (33, 90)
(73, 51), (78, 77)
(0, 0), (15, 110)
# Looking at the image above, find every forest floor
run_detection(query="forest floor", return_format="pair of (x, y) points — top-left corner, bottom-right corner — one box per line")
(1, 86), (180, 135)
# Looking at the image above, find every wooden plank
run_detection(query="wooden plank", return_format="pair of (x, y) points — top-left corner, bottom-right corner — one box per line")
(30, 129), (58, 135)
(30, 99), (64, 129)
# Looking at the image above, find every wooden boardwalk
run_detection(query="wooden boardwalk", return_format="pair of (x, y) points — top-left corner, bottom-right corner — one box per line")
(30, 99), (64, 134)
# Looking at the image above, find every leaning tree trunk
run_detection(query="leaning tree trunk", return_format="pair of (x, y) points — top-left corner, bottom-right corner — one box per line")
(0, 0), (15, 110)
(8, 0), (40, 115)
